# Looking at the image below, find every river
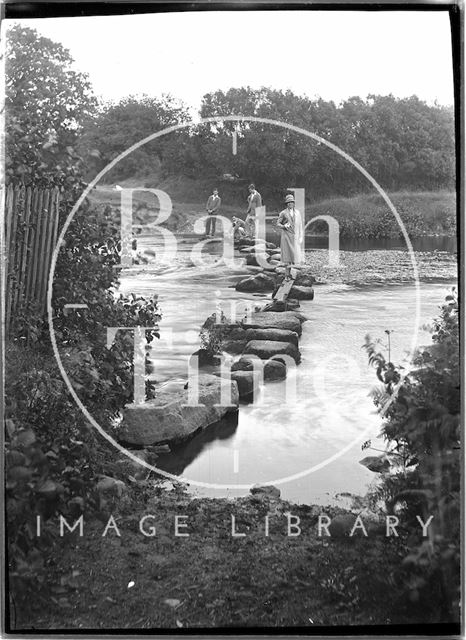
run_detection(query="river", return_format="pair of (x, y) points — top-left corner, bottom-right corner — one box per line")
(119, 234), (457, 505)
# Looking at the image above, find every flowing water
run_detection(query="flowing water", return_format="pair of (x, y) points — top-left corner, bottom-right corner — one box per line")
(119, 234), (457, 505)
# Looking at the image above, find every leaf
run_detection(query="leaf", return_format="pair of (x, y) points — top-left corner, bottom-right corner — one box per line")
(5, 419), (16, 437)
(37, 479), (64, 497)
(15, 429), (36, 447)
(96, 476), (126, 496)
(359, 455), (390, 473)
(7, 466), (33, 482)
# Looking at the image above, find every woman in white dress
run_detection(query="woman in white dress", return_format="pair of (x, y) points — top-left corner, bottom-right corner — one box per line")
(276, 193), (304, 280)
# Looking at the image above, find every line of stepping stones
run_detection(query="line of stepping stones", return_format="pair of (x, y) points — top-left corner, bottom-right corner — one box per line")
(221, 311), (307, 402)
(233, 237), (316, 309)
(197, 235), (313, 404)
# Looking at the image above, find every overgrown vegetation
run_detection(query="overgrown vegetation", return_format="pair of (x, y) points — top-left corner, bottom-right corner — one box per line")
(5, 25), (160, 610)
(362, 290), (460, 619)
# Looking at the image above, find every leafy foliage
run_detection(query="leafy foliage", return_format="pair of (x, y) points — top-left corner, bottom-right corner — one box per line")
(78, 87), (454, 201)
(79, 94), (191, 182)
(362, 290), (460, 619)
(199, 311), (231, 356)
(5, 24), (97, 187)
(5, 26), (161, 611)
(176, 88), (454, 200)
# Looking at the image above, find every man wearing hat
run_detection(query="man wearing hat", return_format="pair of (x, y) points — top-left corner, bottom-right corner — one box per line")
(276, 193), (304, 280)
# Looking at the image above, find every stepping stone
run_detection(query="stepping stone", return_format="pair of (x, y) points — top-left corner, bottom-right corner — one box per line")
(290, 285), (315, 300)
(242, 311), (305, 336)
(244, 328), (299, 347)
(236, 273), (276, 292)
(231, 357), (287, 381)
(243, 339), (301, 364)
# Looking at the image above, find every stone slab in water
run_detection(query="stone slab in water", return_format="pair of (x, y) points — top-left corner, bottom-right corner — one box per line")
(230, 370), (261, 402)
(290, 285), (315, 300)
(243, 339), (301, 364)
(244, 327), (299, 347)
(223, 339), (248, 354)
(231, 356), (287, 381)
(236, 273), (276, 292)
(119, 374), (239, 446)
(242, 311), (304, 336)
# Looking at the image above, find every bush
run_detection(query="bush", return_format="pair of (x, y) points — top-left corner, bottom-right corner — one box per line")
(5, 200), (161, 611)
(362, 289), (460, 620)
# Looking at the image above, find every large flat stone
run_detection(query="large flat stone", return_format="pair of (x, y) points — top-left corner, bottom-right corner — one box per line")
(241, 311), (305, 336)
(119, 374), (239, 446)
(244, 328), (299, 347)
(236, 273), (276, 292)
(243, 339), (301, 364)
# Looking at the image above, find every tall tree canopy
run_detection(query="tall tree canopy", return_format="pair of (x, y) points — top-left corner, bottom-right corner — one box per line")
(5, 24), (97, 187)
(79, 95), (191, 182)
(193, 88), (455, 199)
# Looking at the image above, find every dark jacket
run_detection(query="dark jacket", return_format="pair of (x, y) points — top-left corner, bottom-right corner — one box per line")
(206, 194), (221, 213)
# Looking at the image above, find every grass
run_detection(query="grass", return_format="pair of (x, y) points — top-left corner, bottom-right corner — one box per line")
(307, 191), (456, 238)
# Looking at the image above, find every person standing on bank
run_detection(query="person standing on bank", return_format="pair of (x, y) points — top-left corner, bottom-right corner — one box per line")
(276, 193), (304, 280)
(245, 183), (262, 236)
(205, 188), (221, 237)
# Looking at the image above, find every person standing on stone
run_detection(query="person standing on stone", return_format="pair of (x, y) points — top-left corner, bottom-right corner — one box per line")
(245, 183), (262, 236)
(276, 193), (304, 280)
(205, 188), (221, 237)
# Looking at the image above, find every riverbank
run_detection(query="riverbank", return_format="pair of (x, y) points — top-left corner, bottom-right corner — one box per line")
(12, 485), (452, 631)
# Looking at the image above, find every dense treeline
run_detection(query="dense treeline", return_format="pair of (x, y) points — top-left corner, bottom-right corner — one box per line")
(5, 26), (455, 201)
(81, 87), (455, 200)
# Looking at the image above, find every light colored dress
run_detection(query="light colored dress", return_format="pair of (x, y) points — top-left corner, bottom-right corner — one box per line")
(277, 207), (304, 265)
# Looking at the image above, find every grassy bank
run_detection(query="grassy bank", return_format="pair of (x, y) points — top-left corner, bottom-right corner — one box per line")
(89, 180), (456, 239)
(308, 191), (456, 238)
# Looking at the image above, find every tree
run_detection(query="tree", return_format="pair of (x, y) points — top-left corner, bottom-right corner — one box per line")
(5, 24), (97, 187)
(193, 88), (455, 199)
(79, 94), (191, 182)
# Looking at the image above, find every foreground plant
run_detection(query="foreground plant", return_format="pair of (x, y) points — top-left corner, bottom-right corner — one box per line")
(362, 289), (460, 619)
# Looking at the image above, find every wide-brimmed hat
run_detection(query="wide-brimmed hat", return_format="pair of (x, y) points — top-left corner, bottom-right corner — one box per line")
(285, 194), (295, 203)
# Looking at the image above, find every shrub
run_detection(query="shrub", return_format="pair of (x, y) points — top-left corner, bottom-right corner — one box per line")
(362, 289), (460, 620)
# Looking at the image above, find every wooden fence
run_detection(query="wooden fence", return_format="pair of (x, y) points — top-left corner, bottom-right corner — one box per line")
(4, 184), (60, 331)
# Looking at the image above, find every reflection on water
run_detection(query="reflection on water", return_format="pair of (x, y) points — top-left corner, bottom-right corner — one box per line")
(154, 412), (239, 476)
(120, 237), (457, 504)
